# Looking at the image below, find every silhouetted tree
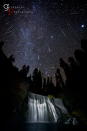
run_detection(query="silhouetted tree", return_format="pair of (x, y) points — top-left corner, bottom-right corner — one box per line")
(68, 57), (79, 86)
(43, 77), (47, 94)
(32, 68), (43, 93)
(8, 55), (15, 63)
(60, 40), (87, 114)
(47, 76), (50, 89)
(0, 41), (4, 49)
(74, 49), (86, 67)
(59, 58), (70, 80)
(0, 41), (29, 123)
(38, 70), (42, 91)
(20, 65), (29, 78)
(81, 39), (87, 53)
(55, 68), (64, 89)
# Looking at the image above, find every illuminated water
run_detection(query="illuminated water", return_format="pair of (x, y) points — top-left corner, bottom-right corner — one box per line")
(5, 93), (81, 131)
(26, 93), (68, 123)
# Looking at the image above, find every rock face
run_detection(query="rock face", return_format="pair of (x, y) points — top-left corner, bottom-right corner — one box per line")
(26, 92), (68, 123)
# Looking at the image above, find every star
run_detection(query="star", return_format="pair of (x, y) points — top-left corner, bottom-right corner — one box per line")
(81, 24), (85, 28)
(1, 0), (87, 77)
(48, 47), (51, 53)
(50, 35), (54, 39)
(38, 55), (40, 61)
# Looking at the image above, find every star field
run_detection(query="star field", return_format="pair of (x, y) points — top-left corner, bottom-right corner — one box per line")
(0, 0), (87, 76)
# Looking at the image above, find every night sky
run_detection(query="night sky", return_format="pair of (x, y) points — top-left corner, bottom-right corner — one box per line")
(0, 0), (87, 76)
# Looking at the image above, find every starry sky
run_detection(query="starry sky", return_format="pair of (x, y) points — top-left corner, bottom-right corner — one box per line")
(0, 0), (87, 76)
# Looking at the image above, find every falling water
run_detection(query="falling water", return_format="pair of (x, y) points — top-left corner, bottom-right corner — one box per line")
(26, 92), (68, 123)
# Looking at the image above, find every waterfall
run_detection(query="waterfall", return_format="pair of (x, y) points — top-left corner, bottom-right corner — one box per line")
(26, 93), (68, 123)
